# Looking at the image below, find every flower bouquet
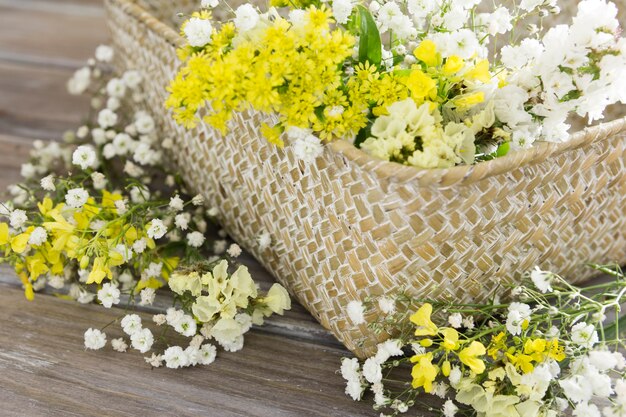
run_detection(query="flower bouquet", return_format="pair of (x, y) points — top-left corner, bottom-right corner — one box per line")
(105, 0), (626, 357)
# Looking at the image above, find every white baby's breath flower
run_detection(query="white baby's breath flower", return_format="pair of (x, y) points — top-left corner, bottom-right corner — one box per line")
(114, 199), (127, 215)
(184, 17), (213, 47)
(257, 232), (271, 250)
(292, 133), (324, 164)
(20, 163), (37, 179)
(362, 357), (383, 383)
(95, 45), (114, 62)
(97, 108), (118, 129)
(530, 266), (553, 293)
(378, 297), (396, 314)
(106, 78), (126, 98)
(201, 0), (219, 7)
(147, 219), (167, 239)
(207, 207), (219, 217)
(9, 209), (28, 229)
(40, 175), (55, 191)
(448, 366), (462, 386)
(174, 314), (197, 337)
(221, 335), (245, 352)
(187, 231), (205, 248)
(76, 125), (89, 139)
(122, 70), (142, 89)
(135, 113), (155, 135)
(448, 313), (463, 328)
(462, 316), (475, 330)
(145, 353), (163, 367)
(72, 145), (98, 170)
(97, 283), (121, 308)
(163, 346), (189, 368)
(213, 239), (227, 254)
(234, 4), (259, 32)
(506, 302), (532, 335)
(65, 188), (89, 209)
(169, 195), (184, 211)
(175, 213), (191, 230)
(345, 378), (365, 401)
(47, 275), (65, 289)
(571, 322), (599, 349)
(67, 67), (91, 95)
(130, 328), (154, 353)
(107, 97), (120, 111)
(191, 194), (204, 206)
(347, 300), (366, 325)
(144, 262), (163, 279)
(153, 314), (167, 326)
(227, 243), (242, 257)
(139, 288), (156, 306)
(84, 328), (107, 350)
(198, 344), (217, 365)
(442, 399), (458, 417)
(111, 338), (128, 353)
(332, 0), (354, 24)
(121, 314), (142, 336)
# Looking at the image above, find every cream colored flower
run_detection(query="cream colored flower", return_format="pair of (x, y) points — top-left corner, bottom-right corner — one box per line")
(210, 317), (243, 345)
(264, 284), (291, 315)
(169, 271), (203, 296)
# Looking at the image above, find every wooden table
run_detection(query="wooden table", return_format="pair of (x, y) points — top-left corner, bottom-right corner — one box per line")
(0, 1), (379, 415)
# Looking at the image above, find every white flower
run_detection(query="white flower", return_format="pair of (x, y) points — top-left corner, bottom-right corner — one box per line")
(227, 243), (242, 257)
(347, 300), (366, 325)
(571, 322), (599, 349)
(257, 232), (271, 250)
(174, 314), (197, 337)
(122, 70), (142, 89)
(201, 0), (219, 8)
(530, 266), (553, 293)
(144, 353), (163, 367)
(574, 403), (602, 417)
(84, 328), (106, 350)
(65, 188), (89, 209)
(462, 316), (475, 330)
(147, 219), (167, 239)
(340, 357), (361, 381)
(135, 113), (155, 135)
(448, 313), (463, 328)
(97, 108), (118, 129)
(221, 335), (245, 352)
(40, 175), (55, 191)
(234, 4), (259, 32)
(175, 213), (191, 230)
(187, 231), (205, 248)
(139, 288), (156, 306)
(374, 339), (404, 363)
(432, 382), (449, 399)
(196, 344), (217, 365)
(292, 133), (324, 164)
(184, 17), (213, 47)
(506, 302), (532, 335)
(362, 357), (383, 383)
(130, 328), (154, 353)
(345, 379), (365, 401)
(114, 200), (127, 215)
(9, 209), (28, 229)
(332, 0), (354, 24)
(378, 297), (396, 314)
(20, 163), (37, 179)
(97, 283), (120, 308)
(128, 240), (145, 257)
(144, 262), (163, 279)
(213, 239), (227, 254)
(442, 400), (458, 417)
(169, 195), (184, 211)
(560, 375), (593, 404)
(153, 314), (167, 326)
(72, 145), (98, 170)
(448, 366), (462, 386)
(121, 314), (142, 336)
(67, 67), (91, 95)
(163, 346), (189, 368)
(111, 338), (128, 352)
(106, 78), (126, 98)
(47, 275), (65, 289)
(95, 45), (114, 62)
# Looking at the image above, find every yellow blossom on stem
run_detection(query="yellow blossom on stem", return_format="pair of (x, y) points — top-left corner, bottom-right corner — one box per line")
(0, 222), (9, 245)
(410, 352), (439, 392)
(458, 341), (486, 374)
(410, 303), (438, 336)
(413, 40), (441, 67)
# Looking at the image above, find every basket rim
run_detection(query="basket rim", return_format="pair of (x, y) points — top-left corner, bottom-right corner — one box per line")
(106, 0), (626, 187)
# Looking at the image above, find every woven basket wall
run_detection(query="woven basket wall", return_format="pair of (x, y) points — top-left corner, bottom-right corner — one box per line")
(105, 0), (626, 358)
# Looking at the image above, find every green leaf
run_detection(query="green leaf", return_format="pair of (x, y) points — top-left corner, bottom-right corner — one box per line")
(356, 5), (382, 66)
(354, 122), (373, 148)
(495, 141), (510, 158)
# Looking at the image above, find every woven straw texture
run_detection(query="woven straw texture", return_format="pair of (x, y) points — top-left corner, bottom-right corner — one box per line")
(105, 0), (626, 358)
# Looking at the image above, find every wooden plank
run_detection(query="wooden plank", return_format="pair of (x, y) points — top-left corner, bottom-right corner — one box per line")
(0, 62), (92, 140)
(0, 2), (108, 67)
(0, 134), (35, 191)
(0, 283), (377, 417)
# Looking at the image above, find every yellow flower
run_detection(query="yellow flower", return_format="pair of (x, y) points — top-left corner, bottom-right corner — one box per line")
(11, 232), (31, 254)
(442, 360), (451, 377)
(443, 55), (464, 75)
(548, 340), (566, 361)
(413, 40), (440, 67)
(441, 328), (460, 351)
(465, 59), (491, 83)
(169, 271), (203, 296)
(262, 283), (291, 315)
(260, 123), (284, 148)
(452, 92), (484, 110)
(410, 303), (438, 336)
(0, 222), (9, 245)
(87, 257), (111, 284)
(410, 352), (439, 392)
(506, 351), (535, 374)
(406, 69), (437, 102)
(458, 341), (486, 374)
(488, 332), (507, 359)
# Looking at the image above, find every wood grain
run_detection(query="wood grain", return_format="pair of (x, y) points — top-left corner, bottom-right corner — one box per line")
(0, 283), (379, 417)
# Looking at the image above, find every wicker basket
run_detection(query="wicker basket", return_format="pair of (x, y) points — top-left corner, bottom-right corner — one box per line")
(105, 0), (626, 358)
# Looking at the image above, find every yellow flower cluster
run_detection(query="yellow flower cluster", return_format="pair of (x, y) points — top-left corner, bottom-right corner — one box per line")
(166, 6), (361, 142)
(0, 193), (177, 300)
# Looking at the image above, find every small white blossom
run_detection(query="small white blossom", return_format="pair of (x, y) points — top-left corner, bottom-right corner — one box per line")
(442, 399), (458, 417)
(97, 109), (118, 129)
(174, 314), (198, 337)
(130, 328), (154, 353)
(163, 346), (189, 368)
(9, 209), (28, 229)
(571, 322), (599, 349)
(175, 213), (191, 230)
(84, 328), (107, 350)
(145, 353), (163, 367)
(201, 0), (219, 7)
(95, 45), (114, 62)
(448, 313), (463, 328)
(169, 195), (184, 211)
(97, 283), (121, 308)
(147, 219), (167, 239)
(227, 243), (242, 257)
(184, 17), (213, 47)
(121, 314), (142, 336)
(65, 188), (89, 209)
(144, 262), (163, 279)
(362, 357), (383, 383)
(106, 78), (126, 98)
(191, 194), (204, 206)
(153, 314), (167, 326)
(291, 133), (324, 164)
(234, 4), (259, 32)
(506, 302), (532, 335)
(139, 288), (156, 306)
(40, 175), (55, 191)
(67, 67), (91, 95)
(213, 239), (227, 254)
(72, 145), (98, 170)
(347, 300), (366, 325)
(257, 232), (271, 250)
(378, 297), (396, 314)
(187, 231), (206, 248)
(135, 113), (155, 135)
(198, 344), (217, 365)
(530, 266), (554, 293)
(111, 338), (128, 352)
(462, 316), (475, 330)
